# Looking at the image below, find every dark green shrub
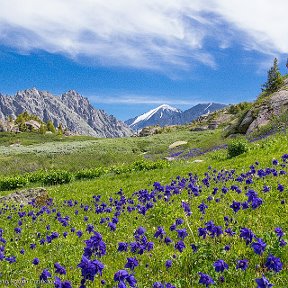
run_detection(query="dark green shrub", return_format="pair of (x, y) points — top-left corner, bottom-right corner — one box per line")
(42, 170), (73, 185)
(227, 140), (249, 158)
(0, 176), (28, 191)
(27, 170), (47, 183)
(74, 168), (105, 180)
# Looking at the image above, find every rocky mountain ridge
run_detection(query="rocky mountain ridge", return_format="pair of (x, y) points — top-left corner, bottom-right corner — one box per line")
(0, 88), (133, 138)
(125, 102), (226, 131)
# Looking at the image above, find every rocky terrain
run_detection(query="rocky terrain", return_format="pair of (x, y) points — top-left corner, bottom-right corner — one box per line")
(189, 77), (288, 137)
(236, 78), (288, 135)
(0, 88), (133, 138)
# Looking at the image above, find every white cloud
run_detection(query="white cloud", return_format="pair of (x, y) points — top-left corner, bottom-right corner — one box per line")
(208, 0), (288, 53)
(0, 0), (287, 70)
(89, 93), (199, 106)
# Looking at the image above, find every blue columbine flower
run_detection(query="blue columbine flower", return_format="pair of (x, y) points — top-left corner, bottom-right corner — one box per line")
(175, 241), (185, 252)
(274, 227), (284, 239)
(240, 228), (255, 245)
(213, 259), (228, 272)
(135, 227), (146, 236)
(40, 269), (51, 282)
(251, 238), (266, 255)
(78, 256), (104, 281)
(176, 229), (188, 240)
(181, 201), (191, 216)
(191, 244), (198, 253)
(54, 276), (72, 288)
(118, 242), (128, 252)
(169, 224), (176, 231)
(255, 275), (273, 288)
(153, 282), (164, 288)
(114, 270), (137, 288)
(164, 237), (172, 245)
(165, 260), (172, 269)
(175, 218), (184, 226)
(251, 197), (263, 209)
(277, 184), (284, 192)
(246, 190), (258, 202)
(32, 258), (39, 265)
(54, 262), (66, 275)
(154, 227), (166, 239)
(198, 202), (208, 214)
(83, 232), (106, 258)
(198, 272), (215, 287)
(230, 201), (241, 213)
(265, 254), (283, 273)
(236, 259), (248, 271)
(14, 227), (21, 234)
(124, 257), (139, 271)
(198, 228), (208, 239)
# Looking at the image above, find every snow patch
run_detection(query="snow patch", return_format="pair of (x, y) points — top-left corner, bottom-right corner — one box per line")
(131, 104), (180, 126)
(204, 103), (212, 111)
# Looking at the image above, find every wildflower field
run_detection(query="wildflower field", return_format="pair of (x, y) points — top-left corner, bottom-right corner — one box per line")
(0, 131), (288, 287)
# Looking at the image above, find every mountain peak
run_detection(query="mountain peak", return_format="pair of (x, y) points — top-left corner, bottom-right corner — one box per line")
(125, 104), (182, 130)
(125, 102), (226, 131)
(157, 104), (180, 111)
(0, 89), (133, 138)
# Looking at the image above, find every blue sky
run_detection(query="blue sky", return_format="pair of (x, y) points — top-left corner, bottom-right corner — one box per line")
(0, 0), (288, 121)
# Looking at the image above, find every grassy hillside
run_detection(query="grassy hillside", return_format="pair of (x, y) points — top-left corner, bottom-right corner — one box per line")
(0, 129), (228, 176)
(0, 130), (288, 287)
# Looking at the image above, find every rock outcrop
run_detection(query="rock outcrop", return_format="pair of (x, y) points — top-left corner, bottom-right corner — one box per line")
(0, 88), (133, 138)
(240, 79), (288, 134)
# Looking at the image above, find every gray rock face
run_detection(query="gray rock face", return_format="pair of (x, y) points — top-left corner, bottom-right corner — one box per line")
(0, 88), (133, 138)
(238, 110), (254, 133)
(236, 81), (288, 135)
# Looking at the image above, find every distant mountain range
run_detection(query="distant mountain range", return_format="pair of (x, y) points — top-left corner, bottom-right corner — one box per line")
(0, 88), (133, 138)
(125, 103), (227, 131)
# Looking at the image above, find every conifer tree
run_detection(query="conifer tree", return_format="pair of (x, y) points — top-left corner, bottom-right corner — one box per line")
(57, 123), (63, 136)
(262, 58), (283, 94)
(47, 120), (56, 133)
(39, 124), (47, 135)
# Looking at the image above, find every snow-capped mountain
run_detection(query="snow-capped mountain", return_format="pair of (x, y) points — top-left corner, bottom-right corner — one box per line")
(125, 103), (226, 131)
(125, 104), (182, 131)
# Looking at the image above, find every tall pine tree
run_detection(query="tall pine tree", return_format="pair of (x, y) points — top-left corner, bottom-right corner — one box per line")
(262, 58), (283, 94)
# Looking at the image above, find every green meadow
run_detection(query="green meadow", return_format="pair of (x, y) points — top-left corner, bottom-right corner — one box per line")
(0, 129), (287, 287)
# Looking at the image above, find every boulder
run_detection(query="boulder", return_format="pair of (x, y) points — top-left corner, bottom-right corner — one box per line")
(25, 120), (41, 130)
(238, 110), (254, 133)
(169, 141), (187, 149)
(0, 188), (49, 206)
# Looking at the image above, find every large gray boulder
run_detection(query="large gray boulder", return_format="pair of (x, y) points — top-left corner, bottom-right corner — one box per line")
(0, 187), (48, 206)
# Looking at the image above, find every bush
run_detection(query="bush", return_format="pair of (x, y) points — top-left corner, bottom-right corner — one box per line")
(0, 176), (28, 191)
(74, 167), (105, 180)
(42, 170), (73, 185)
(131, 160), (170, 172)
(227, 140), (249, 158)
